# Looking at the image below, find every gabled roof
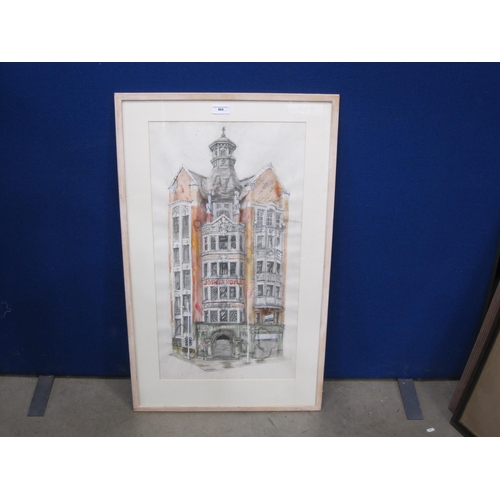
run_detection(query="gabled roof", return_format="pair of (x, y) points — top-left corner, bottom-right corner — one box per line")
(241, 163), (289, 195)
(168, 165), (207, 195)
(188, 169), (207, 187)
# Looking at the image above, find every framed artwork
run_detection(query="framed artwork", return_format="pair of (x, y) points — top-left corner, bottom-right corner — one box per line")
(449, 235), (500, 413)
(114, 93), (339, 411)
(450, 281), (500, 435)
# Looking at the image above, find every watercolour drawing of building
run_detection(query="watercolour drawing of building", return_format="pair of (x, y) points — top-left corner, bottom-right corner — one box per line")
(167, 128), (289, 362)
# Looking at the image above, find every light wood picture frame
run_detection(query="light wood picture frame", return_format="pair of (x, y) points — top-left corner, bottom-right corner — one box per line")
(114, 93), (339, 411)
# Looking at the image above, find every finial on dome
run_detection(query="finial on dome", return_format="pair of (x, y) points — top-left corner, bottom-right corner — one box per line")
(221, 127), (226, 137)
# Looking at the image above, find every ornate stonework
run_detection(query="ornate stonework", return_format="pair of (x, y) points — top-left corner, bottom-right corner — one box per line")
(168, 128), (288, 364)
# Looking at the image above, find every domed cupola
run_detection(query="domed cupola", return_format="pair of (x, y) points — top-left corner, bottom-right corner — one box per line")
(203, 127), (244, 200)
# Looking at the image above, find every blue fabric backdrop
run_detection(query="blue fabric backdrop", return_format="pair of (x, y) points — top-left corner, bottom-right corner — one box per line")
(1, 63), (500, 378)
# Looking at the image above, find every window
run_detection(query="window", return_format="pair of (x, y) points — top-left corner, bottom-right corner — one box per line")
(267, 210), (273, 226)
(204, 237), (208, 251)
(174, 272), (180, 290)
(219, 286), (228, 299)
(240, 262), (244, 277)
(276, 312), (280, 324)
(240, 235), (243, 250)
(183, 270), (191, 289)
(173, 247), (179, 265)
(220, 310), (228, 322)
(182, 215), (189, 237)
(204, 310), (209, 323)
(276, 213), (281, 226)
(211, 262), (217, 277)
(268, 235), (273, 248)
(217, 204), (230, 219)
(183, 295), (190, 312)
(230, 310), (238, 322)
(220, 262), (228, 276)
(174, 296), (181, 315)
(266, 284), (273, 296)
(173, 217), (179, 237)
(182, 244), (190, 263)
(183, 316), (191, 333)
(257, 236), (263, 249)
(230, 235), (236, 249)
(257, 285), (263, 296)
(211, 236), (216, 250)
(230, 262), (236, 277)
(276, 263), (281, 275)
(276, 286), (280, 298)
(210, 286), (218, 301)
(239, 286), (243, 299)
(229, 286), (236, 299)
(257, 210), (264, 225)
(267, 261), (274, 274)
(256, 261), (263, 273)
(219, 235), (228, 250)
(256, 312), (261, 323)
(276, 234), (280, 247)
(203, 263), (208, 277)
(204, 287), (208, 301)
(175, 318), (181, 334)
(210, 310), (218, 323)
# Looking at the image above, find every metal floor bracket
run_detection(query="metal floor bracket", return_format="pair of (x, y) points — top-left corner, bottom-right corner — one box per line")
(398, 378), (423, 420)
(28, 375), (54, 417)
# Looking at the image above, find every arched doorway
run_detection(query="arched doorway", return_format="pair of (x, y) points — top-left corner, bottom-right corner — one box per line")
(212, 330), (236, 359)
